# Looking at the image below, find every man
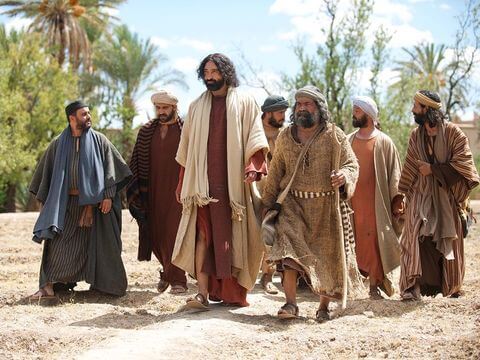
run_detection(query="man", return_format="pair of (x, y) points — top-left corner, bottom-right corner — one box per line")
(393, 90), (479, 300)
(127, 90), (187, 294)
(258, 95), (289, 295)
(173, 53), (269, 308)
(262, 85), (359, 321)
(29, 100), (132, 302)
(348, 96), (402, 300)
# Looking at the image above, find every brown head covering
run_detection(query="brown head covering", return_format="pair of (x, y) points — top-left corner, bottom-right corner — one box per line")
(151, 90), (178, 106)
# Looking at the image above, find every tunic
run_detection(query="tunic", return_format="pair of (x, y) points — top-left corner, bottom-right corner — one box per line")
(148, 123), (185, 287)
(262, 123), (358, 296)
(351, 136), (384, 284)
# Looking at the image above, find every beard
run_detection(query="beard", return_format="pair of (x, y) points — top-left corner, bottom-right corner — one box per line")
(157, 111), (174, 123)
(413, 112), (426, 126)
(205, 78), (225, 91)
(268, 115), (284, 129)
(352, 114), (368, 128)
(294, 110), (316, 128)
(76, 118), (91, 131)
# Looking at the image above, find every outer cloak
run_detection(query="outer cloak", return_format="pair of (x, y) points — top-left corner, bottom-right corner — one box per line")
(30, 129), (132, 296)
(398, 122), (479, 296)
(173, 87), (268, 290)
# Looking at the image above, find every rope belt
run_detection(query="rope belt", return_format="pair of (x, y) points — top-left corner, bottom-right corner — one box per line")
(290, 189), (335, 199)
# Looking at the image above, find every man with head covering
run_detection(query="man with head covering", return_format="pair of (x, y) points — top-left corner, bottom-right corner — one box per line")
(173, 53), (269, 309)
(393, 90), (479, 301)
(258, 94), (289, 294)
(262, 85), (359, 321)
(29, 100), (132, 302)
(127, 90), (187, 294)
(347, 96), (402, 299)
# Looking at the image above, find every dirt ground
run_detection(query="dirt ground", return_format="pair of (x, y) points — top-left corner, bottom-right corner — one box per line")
(0, 207), (479, 360)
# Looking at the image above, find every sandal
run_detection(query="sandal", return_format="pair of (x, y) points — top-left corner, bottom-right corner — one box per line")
(169, 285), (187, 294)
(29, 288), (57, 305)
(315, 308), (330, 323)
(277, 302), (299, 319)
(157, 279), (169, 293)
(369, 286), (384, 300)
(401, 290), (421, 302)
(260, 273), (279, 295)
(186, 293), (209, 310)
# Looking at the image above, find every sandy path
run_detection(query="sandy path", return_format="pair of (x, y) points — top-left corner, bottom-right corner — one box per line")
(0, 208), (479, 359)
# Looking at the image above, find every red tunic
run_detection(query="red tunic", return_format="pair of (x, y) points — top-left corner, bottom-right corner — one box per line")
(178, 94), (266, 306)
(148, 122), (186, 287)
(351, 136), (384, 284)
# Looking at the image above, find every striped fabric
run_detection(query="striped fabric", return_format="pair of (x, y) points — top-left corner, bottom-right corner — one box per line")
(289, 189), (335, 198)
(398, 122), (479, 296)
(126, 118), (183, 211)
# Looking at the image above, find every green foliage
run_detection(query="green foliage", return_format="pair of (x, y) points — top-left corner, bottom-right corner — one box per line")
(0, 25), (77, 210)
(283, 0), (374, 129)
(88, 24), (187, 157)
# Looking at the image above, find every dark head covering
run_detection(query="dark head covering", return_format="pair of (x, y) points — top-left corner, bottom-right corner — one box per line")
(65, 100), (89, 121)
(261, 95), (289, 113)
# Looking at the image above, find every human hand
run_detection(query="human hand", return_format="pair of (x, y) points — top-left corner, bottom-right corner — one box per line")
(99, 198), (112, 214)
(391, 195), (405, 218)
(331, 170), (346, 188)
(417, 160), (432, 176)
(79, 205), (94, 227)
(244, 171), (257, 183)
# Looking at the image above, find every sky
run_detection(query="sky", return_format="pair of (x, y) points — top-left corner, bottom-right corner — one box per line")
(1, 0), (478, 126)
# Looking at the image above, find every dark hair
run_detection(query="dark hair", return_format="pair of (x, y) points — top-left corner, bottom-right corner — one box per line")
(419, 90), (447, 127)
(289, 98), (331, 124)
(197, 53), (239, 87)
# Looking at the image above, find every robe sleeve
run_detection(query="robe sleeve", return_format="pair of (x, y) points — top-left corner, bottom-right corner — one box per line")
(261, 133), (286, 209)
(398, 129), (420, 200)
(29, 138), (59, 203)
(337, 129), (359, 201)
(245, 150), (267, 181)
(431, 163), (463, 189)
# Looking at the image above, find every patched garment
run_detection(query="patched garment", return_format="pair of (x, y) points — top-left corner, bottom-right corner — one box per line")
(262, 123), (359, 296)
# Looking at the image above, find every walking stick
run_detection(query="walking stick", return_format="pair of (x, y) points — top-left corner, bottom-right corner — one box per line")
(332, 124), (348, 309)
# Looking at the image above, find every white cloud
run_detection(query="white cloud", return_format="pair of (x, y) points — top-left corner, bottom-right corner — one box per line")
(270, 0), (433, 48)
(178, 38), (214, 52)
(439, 3), (451, 11)
(258, 44), (278, 53)
(5, 18), (32, 33)
(173, 57), (199, 73)
(151, 36), (171, 49)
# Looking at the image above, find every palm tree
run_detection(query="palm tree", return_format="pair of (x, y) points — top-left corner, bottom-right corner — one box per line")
(393, 43), (447, 92)
(0, 0), (125, 69)
(93, 24), (187, 156)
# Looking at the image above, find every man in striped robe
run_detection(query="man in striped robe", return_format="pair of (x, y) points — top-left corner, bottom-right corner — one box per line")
(29, 101), (132, 302)
(393, 90), (479, 300)
(127, 90), (187, 294)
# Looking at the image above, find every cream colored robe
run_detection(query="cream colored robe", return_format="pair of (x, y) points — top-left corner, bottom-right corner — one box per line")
(348, 131), (403, 276)
(173, 87), (269, 290)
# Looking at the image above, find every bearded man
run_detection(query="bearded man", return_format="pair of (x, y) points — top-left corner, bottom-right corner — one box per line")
(173, 53), (269, 309)
(29, 101), (132, 302)
(393, 90), (479, 300)
(347, 96), (402, 299)
(127, 90), (187, 294)
(262, 85), (359, 321)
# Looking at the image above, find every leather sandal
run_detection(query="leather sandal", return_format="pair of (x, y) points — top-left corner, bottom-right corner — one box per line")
(277, 302), (299, 319)
(315, 308), (330, 323)
(157, 279), (169, 293)
(369, 286), (384, 300)
(186, 293), (209, 310)
(260, 273), (279, 295)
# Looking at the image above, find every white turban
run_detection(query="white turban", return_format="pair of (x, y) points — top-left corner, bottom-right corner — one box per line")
(352, 96), (378, 121)
(151, 90), (178, 106)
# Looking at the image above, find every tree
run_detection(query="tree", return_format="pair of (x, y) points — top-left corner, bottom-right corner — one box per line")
(91, 24), (187, 157)
(283, 0), (374, 129)
(0, 0), (126, 69)
(0, 25), (77, 212)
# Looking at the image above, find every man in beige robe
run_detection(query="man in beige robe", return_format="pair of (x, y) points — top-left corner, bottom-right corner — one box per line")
(173, 53), (269, 309)
(393, 90), (479, 300)
(262, 85), (358, 322)
(348, 96), (402, 299)
(258, 95), (289, 295)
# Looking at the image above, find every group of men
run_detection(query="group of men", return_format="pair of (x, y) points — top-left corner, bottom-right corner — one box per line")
(29, 53), (479, 322)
